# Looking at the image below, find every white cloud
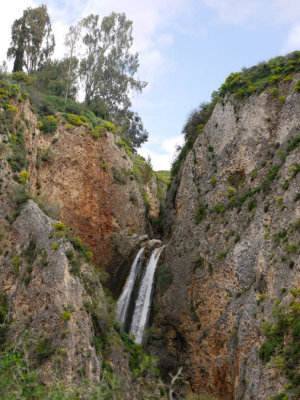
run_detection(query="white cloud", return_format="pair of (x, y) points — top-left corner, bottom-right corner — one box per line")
(138, 134), (184, 171)
(202, 0), (260, 26)
(273, 0), (300, 23)
(282, 24), (300, 53)
(0, 0), (36, 65)
(1, 0), (187, 82)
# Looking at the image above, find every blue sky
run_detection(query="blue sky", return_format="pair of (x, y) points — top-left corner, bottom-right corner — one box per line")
(1, 0), (300, 170)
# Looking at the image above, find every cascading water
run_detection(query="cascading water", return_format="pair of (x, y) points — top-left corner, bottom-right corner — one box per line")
(130, 246), (164, 344)
(116, 247), (145, 328)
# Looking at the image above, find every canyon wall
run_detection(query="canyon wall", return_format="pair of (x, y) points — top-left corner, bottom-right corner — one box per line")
(150, 74), (300, 399)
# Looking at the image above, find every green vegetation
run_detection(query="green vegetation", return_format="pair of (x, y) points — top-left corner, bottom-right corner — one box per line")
(218, 51), (300, 99)
(171, 102), (217, 177)
(67, 113), (83, 126)
(259, 290), (300, 397)
(39, 115), (58, 134)
(0, 347), (123, 399)
(59, 310), (72, 321)
(116, 326), (159, 378)
(194, 203), (207, 223)
(171, 51), (300, 182)
(35, 337), (56, 362)
(6, 5), (148, 148)
(0, 293), (9, 346)
(156, 264), (173, 292)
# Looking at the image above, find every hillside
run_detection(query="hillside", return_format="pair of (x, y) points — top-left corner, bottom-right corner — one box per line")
(148, 51), (300, 400)
(0, 52), (299, 400)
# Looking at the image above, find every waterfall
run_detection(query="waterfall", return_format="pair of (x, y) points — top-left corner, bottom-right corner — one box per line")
(130, 246), (164, 344)
(116, 247), (145, 328)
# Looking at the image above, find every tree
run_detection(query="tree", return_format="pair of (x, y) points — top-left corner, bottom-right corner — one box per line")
(79, 13), (147, 112)
(64, 24), (81, 100)
(33, 58), (79, 98)
(116, 109), (148, 148)
(7, 5), (55, 75)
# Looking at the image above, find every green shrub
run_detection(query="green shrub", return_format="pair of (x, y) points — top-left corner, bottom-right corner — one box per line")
(287, 135), (300, 152)
(194, 203), (207, 223)
(51, 242), (59, 250)
(79, 115), (87, 122)
(248, 199), (257, 212)
(286, 244), (297, 253)
(18, 170), (29, 184)
(210, 203), (226, 214)
(10, 184), (30, 209)
(12, 71), (35, 86)
(67, 113), (82, 126)
(40, 147), (55, 163)
(279, 95), (286, 103)
(227, 171), (245, 188)
(269, 75), (282, 83)
(0, 292), (8, 345)
(102, 121), (115, 132)
(283, 75), (292, 82)
(60, 310), (71, 321)
(112, 166), (127, 185)
(217, 247), (231, 260)
(35, 337), (55, 362)
(6, 104), (18, 113)
(156, 264), (172, 291)
(40, 115), (58, 134)
(270, 88), (279, 97)
(293, 80), (300, 92)
(11, 257), (22, 272)
(53, 222), (65, 231)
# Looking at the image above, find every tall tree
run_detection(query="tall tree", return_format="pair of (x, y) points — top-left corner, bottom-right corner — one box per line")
(79, 12), (147, 112)
(116, 109), (148, 148)
(7, 5), (55, 75)
(64, 24), (81, 100)
(33, 58), (79, 98)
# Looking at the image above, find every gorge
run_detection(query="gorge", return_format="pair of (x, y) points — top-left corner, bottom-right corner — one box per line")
(0, 51), (299, 400)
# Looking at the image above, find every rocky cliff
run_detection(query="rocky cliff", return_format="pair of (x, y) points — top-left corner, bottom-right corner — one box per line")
(149, 67), (300, 399)
(0, 55), (299, 400)
(0, 77), (166, 398)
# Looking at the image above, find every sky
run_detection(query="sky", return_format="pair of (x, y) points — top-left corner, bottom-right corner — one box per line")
(1, 0), (300, 170)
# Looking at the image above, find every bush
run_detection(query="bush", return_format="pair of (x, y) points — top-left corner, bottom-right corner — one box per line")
(248, 199), (257, 212)
(10, 184), (30, 209)
(112, 166), (127, 185)
(287, 135), (300, 153)
(0, 292), (8, 345)
(40, 115), (58, 134)
(102, 121), (115, 132)
(156, 264), (172, 292)
(60, 310), (71, 321)
(293, 80), (300, 92)
(227, 171), (245, 188)
(67, 113), (82, 126)
(34, 196), (60, 220)
(12, 71), (35, 86)
(270, 88), (279, 97)
(40, 147), (55, 163)
(35, 337), (55, 362)
(194, 203), (207, 223)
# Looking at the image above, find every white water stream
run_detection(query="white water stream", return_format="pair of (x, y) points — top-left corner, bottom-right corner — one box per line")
(130, 246), (164, 344)
(116, 247), (145, 327)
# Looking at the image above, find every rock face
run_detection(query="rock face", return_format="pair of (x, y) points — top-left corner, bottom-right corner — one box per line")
(0, 88), (166, 398)
(0, 200), (102, 383)
(0, 99), (165, 294)
(150, 76), (300, 399)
